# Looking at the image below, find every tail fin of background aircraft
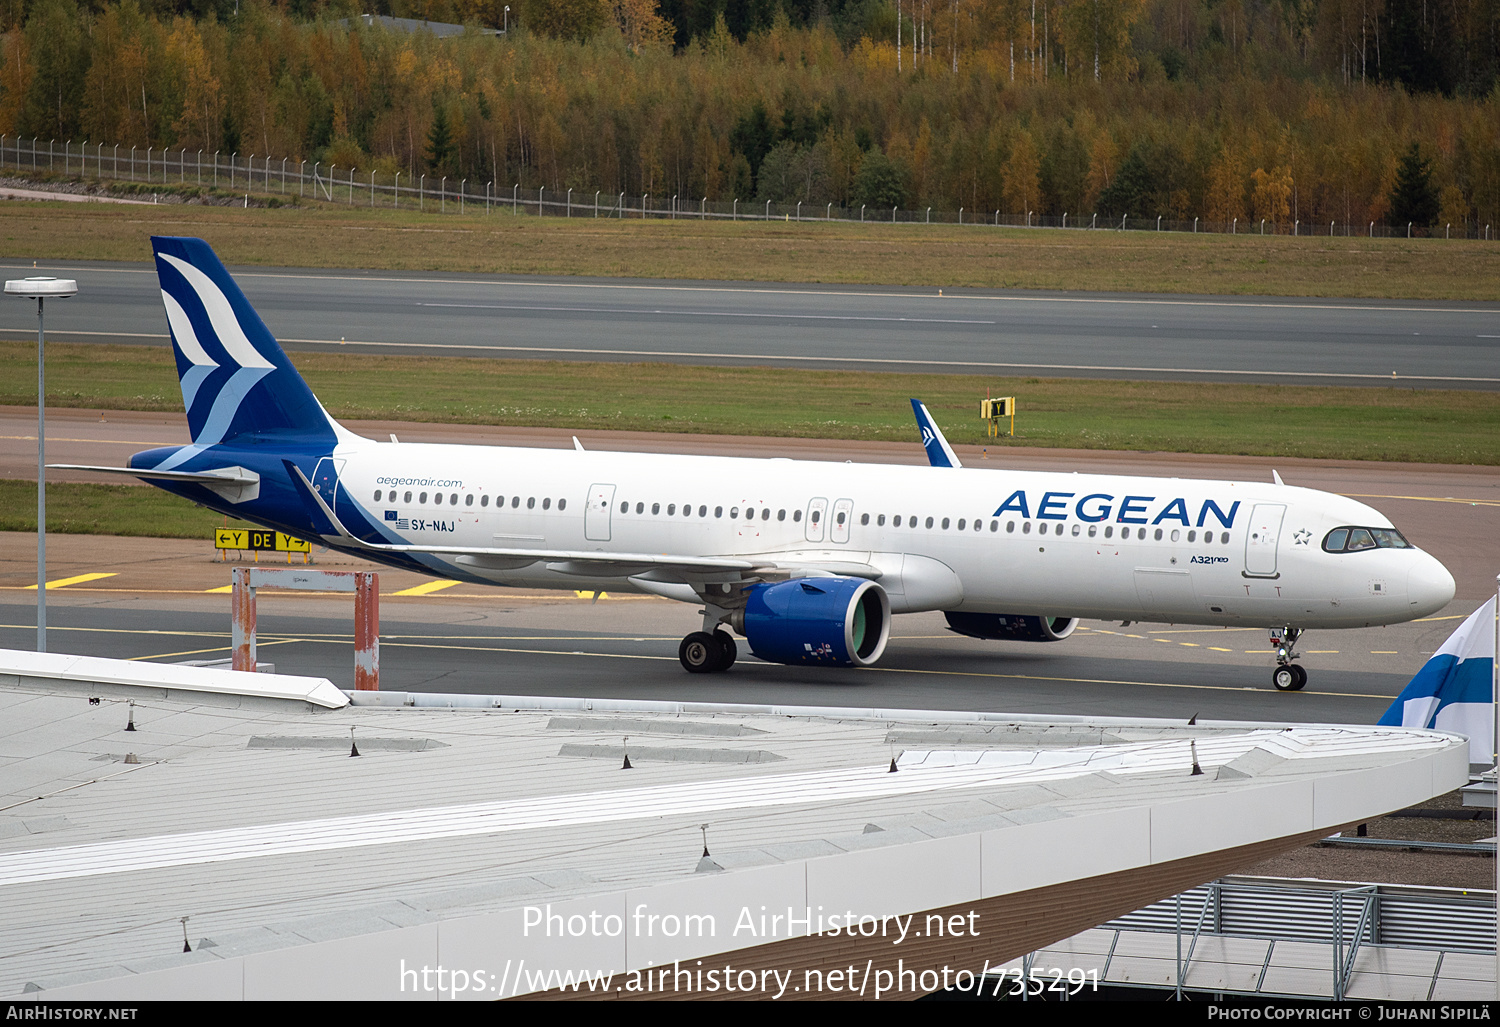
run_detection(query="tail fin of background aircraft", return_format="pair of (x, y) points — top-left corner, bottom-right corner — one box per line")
(151, 236), (336, 449)
(910, 398), (962, 469)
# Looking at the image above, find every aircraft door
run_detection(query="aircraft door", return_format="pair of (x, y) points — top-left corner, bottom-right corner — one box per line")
(312, 457), (345, 508)
(805, 497), (828, 542)
(585, 483), (616, 541)
(1243, 503), (1286, 577)
(830, 498), (854, 543)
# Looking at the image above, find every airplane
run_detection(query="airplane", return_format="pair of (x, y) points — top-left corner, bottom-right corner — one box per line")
(57, 237), (1457, 690)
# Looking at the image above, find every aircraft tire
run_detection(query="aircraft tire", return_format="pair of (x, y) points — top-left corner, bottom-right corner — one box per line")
(680, 632), (720, 674)
(1290, 664), (1307, 690)
(1273, 665), (1300, 691)
(712, 631), (737, 671)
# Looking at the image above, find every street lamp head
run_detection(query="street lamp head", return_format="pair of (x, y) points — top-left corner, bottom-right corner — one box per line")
(6, 276), (77, 298)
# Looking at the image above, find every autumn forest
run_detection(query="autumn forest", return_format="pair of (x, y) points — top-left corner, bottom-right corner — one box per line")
(1, 0), (1498, 230)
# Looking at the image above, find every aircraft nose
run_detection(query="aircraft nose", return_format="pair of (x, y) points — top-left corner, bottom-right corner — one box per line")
(1406, 555), (1456, 616)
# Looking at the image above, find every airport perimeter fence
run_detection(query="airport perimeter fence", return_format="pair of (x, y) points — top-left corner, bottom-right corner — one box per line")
(5, 134), (1496, 241)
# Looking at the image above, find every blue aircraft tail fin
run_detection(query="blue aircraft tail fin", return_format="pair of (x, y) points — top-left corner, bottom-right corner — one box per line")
(910, 399), (962, 469)
(151, 236), (335, 449)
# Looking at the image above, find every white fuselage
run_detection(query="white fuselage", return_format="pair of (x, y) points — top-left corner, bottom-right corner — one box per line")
(337, 439), (1456, 630)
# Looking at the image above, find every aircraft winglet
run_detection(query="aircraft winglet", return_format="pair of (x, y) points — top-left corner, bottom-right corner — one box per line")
(910, 399), (962, 469)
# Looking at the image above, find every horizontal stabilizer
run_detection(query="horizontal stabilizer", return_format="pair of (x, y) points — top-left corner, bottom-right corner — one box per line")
(47, 464), (260, 486)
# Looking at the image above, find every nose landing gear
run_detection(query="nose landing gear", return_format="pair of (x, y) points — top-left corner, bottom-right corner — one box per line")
(1269, 627), (1307, 691)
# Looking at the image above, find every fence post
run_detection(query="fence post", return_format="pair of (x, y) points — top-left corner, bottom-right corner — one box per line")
(928, 206), (932, 224)
(567, 187), (571, 217)
(460, 178), (465, 214)
(538, 185), (543, 216)
(1157, 215), (1161, 231)
(1369, 221), (1373, 237)
(513, 183), (518, 214)
(827, 202), (832, 220)
(1232, 217), (1236, 234)
(440, 175), (446, 213)
(892, 206), (897, 223)
(354, 572), (379, 691)
(371, 169), (376, 207)
(734, 198), (738, 221)
(618, 191), (623, 218)
(765, 198), (770, 219)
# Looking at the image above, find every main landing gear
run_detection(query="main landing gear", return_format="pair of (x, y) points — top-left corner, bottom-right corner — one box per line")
(679, 630), (738, 673)
(1269, 627), (1307, 691)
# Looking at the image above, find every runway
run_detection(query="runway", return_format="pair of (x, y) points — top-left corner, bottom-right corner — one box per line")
(3, 258), (1499, 387)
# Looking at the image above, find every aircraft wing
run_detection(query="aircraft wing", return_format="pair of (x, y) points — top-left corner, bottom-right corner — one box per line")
(287, 464), (755, 576)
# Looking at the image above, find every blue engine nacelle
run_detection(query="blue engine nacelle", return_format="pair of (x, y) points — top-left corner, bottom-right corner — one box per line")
(943, 612), (1078, 642)
(740, 577), (891, 667)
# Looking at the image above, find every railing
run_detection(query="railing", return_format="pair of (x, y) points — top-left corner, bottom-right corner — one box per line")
(1111, 876), (1495, 955)
(2, 135), (1494, 241)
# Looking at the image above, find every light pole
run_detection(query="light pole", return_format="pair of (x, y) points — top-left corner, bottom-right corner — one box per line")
(503, 5), (509, 32)
(5, 275), (78, 653)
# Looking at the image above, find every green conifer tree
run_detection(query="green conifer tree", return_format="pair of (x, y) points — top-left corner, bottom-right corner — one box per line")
(1387, 142), (1440, 229)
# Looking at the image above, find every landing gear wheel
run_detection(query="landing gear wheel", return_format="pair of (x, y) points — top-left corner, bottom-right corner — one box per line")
(1272, 664), (1307, 691)
(680, 632), (720, 674)
(712, 631), (737, 671)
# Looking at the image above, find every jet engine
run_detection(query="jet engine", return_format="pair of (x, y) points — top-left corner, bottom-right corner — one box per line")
(737, 577), (891, 667)
(943, 612), (1078, 642)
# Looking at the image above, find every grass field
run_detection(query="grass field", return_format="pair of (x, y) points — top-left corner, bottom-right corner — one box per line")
(0, 478), (249, 538)
(5, 341), (1497, 465)
(2, 199), (1498, 300)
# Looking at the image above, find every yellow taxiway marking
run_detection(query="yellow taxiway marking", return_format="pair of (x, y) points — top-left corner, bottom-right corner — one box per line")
(24, 572), (117, 590)
(1340, 492), (1500, 508)
(1370, 651), (1399, 654)
(1308, 650), (1342, 654)
(390, 580), (461, 597)
(204, 585), (233, 593)
(125, 639), (302, 662)
(1208, 647), (1234, 652)
(1178, 642), (1200, 647)
(0, 586), (658, 601)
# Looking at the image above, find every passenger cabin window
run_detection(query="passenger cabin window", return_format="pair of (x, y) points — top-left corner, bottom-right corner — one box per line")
(404, 491), (412, 503)
(793, 510), (802, 522)
(419, 492), (428, 504)
(481, 495), (490, 507)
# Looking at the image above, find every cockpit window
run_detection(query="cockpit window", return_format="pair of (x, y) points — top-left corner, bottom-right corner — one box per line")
(1323, 526), (1412, 553)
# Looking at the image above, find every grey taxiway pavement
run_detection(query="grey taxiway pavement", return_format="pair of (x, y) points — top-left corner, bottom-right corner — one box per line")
(3, 258), (1499, 388)
(3, 411), (1495, 723)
